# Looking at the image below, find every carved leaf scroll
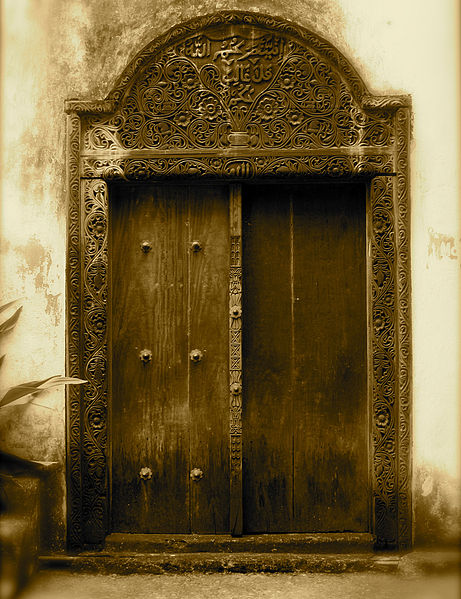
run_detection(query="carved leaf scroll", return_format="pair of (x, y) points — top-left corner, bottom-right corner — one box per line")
(83, 26), (394, 153)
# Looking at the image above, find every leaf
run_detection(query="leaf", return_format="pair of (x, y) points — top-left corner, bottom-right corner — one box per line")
(0, 376), (56, 407)
(0, 299), (23, 314)
(0, 376), (86, 408)
(0, 306), (23, 335)
(36, 376), (87, 389)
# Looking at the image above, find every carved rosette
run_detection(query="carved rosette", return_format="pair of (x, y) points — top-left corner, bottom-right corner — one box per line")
(81, 179), (109, 544)
(67, 11), (412, 550)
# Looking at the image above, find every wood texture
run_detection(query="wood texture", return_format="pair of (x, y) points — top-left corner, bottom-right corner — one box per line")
(242, 183), (369, 533)
(242, 188), (294, 533)
(110, 184), (229, 533)
(188, 185), (230, 533)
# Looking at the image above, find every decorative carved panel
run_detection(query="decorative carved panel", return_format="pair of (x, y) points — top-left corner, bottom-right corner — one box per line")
(82, 29), (394, 152)
(370, 176), (398, 547)
(229, 184), (243, 535)
(81, 179), (109, 544)
(81, 154), (394, 181)
(66, 10), (411, 550)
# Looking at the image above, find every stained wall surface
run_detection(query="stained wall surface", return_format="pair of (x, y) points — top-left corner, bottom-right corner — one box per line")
(0, 0), (459, 548)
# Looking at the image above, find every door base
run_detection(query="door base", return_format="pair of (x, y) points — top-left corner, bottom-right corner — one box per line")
(104, 532), (375, 554)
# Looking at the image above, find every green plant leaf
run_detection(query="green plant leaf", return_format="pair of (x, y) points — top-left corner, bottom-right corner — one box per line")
(0, 306), (23, 335)
(0, 376), (86, 408)
(0, 299), (23, 314)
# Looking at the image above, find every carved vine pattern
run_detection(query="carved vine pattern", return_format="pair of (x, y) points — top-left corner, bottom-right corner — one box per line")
(66, 11), (411, 550)
(81, 179), (109, 545)
(370, 176), (397, 547)
(82, 154), (394, 180)
(396, 108), (412, 549)
(230, 247), (242, 460)
(66, 114), (83, 549)
(82, 29), (394, 152)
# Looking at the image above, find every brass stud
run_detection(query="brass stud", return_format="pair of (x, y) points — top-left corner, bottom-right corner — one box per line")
(230, 305), (242, 319)
(139, 349), (152, 363)
(190, 468), (203, 481)
(141, 240), (152, 253)
(190, 349), (203, 362)
(230, 382), (242, 395)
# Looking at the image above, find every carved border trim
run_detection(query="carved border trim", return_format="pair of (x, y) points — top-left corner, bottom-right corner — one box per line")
(395, 108), (412, 549)
(66, 113), (83, 549)
(81, 154), (394, 181)
(370, 176), (398, 548)
(80, 179), (109, 545)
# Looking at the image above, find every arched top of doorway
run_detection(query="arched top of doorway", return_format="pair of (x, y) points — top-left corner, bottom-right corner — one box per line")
(66, 10), (410, 171)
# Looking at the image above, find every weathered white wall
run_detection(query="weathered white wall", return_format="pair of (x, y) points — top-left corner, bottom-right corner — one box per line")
(1, 0), (459, 548)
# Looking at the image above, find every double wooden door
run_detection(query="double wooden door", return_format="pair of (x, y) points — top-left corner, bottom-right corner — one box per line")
(110, 181), (369, 535)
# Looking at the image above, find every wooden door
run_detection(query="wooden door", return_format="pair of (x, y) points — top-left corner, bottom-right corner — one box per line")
(242, 182), (369, 533)
(110, 183), (230, 533)
(109, 180), (369, 536)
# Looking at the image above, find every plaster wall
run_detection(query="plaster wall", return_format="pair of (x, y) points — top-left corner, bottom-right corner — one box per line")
(1, 0), (459, 549)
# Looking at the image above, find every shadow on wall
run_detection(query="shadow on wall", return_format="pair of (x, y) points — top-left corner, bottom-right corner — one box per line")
(415, 464), (460, 547)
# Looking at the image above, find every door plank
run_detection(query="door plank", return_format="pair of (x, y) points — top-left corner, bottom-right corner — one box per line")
(292, 183), (369, 531)
(242, 183), (368, 533)
(242, 186), (294, 533)
(111, 185), (190, 533)
(188, 185), (230, 533)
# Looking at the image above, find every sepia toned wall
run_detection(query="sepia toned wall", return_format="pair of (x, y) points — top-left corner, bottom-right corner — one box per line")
(0, 0), (459, 549)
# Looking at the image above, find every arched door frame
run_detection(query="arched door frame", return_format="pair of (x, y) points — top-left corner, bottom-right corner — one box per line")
(65, 10), (412, 550)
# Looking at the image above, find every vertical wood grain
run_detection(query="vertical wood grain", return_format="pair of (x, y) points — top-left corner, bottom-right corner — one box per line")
(242, 185), (294, 532)
(292, 183), (369, 532)
(111, 184), (190, 533)
(189, 185), (230, 533)
(242, 182), (368, 533)
(111, 183), (231, 533)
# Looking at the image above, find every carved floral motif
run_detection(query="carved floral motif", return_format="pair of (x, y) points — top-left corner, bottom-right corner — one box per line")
(83, 29), (394, 153)
(82, 154), (394, 180)
(81, 179), (109, 545)
(371, 176), (398, 548)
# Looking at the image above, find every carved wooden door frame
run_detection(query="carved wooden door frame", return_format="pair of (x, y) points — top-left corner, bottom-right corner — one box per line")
(65, 10), (412, 550)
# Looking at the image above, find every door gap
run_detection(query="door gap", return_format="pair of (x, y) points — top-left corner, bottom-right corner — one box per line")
(289, 193), (295, 530)
(187, 189), (192, 534)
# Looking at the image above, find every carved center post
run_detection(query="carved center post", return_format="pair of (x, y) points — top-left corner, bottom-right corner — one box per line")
(229, 183), (243, 536)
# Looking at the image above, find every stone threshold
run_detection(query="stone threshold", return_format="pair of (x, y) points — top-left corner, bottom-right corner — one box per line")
(104, 532), (376, 554)
(39, 552), (400, 574)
